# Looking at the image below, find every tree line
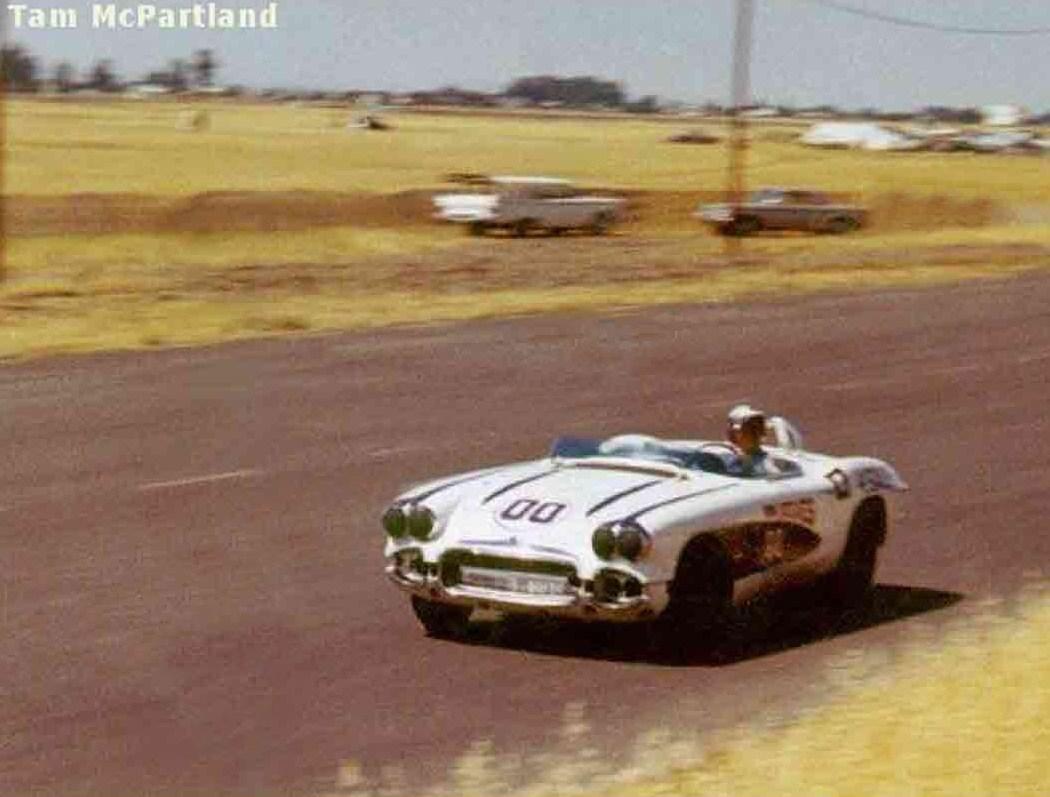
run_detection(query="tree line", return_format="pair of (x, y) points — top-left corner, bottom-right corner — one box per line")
(4, 42), (1046, 121)
(1, 43), (217, 93)
(2, 43), (647, 109)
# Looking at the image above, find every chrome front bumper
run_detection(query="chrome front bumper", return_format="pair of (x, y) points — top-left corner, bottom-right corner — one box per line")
(435, 211), (496, 223)
(385, 554), (668, 622)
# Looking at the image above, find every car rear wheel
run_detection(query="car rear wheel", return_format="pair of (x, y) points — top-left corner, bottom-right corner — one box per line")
(588, 213), (614, 236)
(652, 535), (735, 652)
(824, 216), (858, 234)
(411, 596), (471, 639)
(724, 216), (760, 237)
(468, 220), (488, 236)
(512, 218), (539, 237)
(823, 498), (884, 608)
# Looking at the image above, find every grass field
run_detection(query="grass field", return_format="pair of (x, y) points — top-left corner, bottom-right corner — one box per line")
(3, 97), (1049, 359)
(329, 586), (1050, 797)
(8, 100), (1050, 198)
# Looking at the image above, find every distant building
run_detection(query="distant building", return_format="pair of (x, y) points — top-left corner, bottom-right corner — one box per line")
(981, 105), (1027, 127)
(126, 83), (171, 97)
(800, 121), (919, 151)
(741, 106), (778, 118)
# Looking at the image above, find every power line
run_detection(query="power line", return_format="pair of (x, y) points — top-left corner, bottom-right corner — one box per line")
(797, 0), (1050, 36)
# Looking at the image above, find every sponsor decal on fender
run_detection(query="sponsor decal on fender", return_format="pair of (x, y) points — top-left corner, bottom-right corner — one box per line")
(721, 521), (822, 578)
(762, 498), (817, 526)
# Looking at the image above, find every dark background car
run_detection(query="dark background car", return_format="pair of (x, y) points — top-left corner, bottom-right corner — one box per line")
(697, 188), (869, 236)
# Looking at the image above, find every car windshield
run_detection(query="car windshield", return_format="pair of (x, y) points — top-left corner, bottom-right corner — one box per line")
(550, 434), (739, 475)
(750, 189), (784, 204)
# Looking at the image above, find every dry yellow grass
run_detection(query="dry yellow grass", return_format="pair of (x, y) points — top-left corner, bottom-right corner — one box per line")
(328, 586), (1050, 797)
(3, 254), (1045, 360)
(7, 98), (1050, 198)
(3, 98), (1049, 359)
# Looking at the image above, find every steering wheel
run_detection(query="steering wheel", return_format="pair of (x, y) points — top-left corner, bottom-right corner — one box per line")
(697, 442), (743, 456)
(688, 443), (744, 475)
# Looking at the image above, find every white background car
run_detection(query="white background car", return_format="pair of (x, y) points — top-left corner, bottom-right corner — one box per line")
(382, 419), (907, 645)
(432, 176), (625, 236)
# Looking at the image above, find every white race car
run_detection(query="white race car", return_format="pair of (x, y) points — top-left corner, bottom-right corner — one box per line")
(382, 418), (907, 641)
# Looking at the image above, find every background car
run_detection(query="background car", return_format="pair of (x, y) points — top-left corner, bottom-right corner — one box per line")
(433, 175), (626, 236)
(697, 187), (869, 236)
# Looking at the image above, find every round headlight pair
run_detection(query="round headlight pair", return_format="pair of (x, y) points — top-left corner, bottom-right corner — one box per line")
(382, 503), (436, 541)
(592, 520), (652, 562)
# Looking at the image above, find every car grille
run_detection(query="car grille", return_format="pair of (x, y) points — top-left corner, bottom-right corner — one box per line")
(438, 550), (578, 589)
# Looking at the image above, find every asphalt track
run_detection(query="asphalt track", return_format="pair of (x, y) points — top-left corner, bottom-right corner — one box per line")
(3, 273), (1050, 796)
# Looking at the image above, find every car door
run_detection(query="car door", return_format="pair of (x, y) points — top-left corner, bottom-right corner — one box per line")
(766, 192), (797, 230)
(798, 191), (831, 231)
(743, 462), (845, 596)
(536, 183), (581, 225)
(778, 191), (812, 230)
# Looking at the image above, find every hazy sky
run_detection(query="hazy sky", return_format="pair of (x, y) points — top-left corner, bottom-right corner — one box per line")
(5, 0), (1050, 110)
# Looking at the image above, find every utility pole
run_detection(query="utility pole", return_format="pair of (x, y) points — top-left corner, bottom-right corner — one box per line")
(0, 74), (6, 284)
(724, 0), (754, 254)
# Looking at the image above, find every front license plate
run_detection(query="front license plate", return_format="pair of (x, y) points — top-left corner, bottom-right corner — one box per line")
(459, 567), (570, 596)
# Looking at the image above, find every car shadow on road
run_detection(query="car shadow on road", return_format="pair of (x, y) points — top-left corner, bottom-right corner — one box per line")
(465, 584), (964, 667)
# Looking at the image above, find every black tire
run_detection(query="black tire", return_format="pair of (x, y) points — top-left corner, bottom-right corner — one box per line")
(468, 221), (488, 236)
(411, 596), (471, 639)
(725, 216), (760, 237)
(824, 216), (858, 235)
(652, 536), (735, 652)
(512, 218), (538, 238)
(823, 498), (884, 608)
(588, 213), (614, 236)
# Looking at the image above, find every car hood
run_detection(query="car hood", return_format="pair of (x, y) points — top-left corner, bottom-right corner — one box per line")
(440, 458), (744, 554)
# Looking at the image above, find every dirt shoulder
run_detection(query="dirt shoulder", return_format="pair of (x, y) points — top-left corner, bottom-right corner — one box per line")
(3, 188), (1048, 359)
(3, 230), (1047, 360)
(4, 188), (1020, 236)
(180, 236), (1047, 296)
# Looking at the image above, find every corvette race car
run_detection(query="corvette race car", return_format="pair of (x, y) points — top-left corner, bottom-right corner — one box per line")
(382, 417), (906, 641)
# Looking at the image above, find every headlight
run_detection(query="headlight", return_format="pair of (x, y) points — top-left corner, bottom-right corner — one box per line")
(383, 502), (439, 541)
(382, 504), (408, 539)
(593, 523), (617, 560)
(407, 504), (436, 541)
(592, 520), (652, 562)
(615, 522), (652, 561)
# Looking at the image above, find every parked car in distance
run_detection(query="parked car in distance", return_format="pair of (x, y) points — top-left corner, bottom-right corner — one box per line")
(433, 176), (626, 236)
(697, 188), (868, 236)
(666, 128), (720, 145)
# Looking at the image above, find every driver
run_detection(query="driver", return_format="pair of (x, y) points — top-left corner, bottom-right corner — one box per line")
(726, 404), (777, 477)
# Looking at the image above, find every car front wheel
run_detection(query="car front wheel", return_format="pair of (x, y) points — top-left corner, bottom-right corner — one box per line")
(823, 498), (884, 608)
(411, 596), (471, 639)
(652, 536), (735, 653)
(724, 216), (760, 237)
(512, 218), (539, 237)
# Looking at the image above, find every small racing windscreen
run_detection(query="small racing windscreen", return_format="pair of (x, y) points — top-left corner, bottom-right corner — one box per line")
(549, 436), (602, 459)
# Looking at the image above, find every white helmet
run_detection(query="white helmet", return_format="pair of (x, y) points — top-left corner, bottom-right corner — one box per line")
(727, 404), (766, 431)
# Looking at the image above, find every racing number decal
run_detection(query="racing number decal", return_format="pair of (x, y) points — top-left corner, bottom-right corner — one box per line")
(501, 498), (537, 521)
(530, 501), (566, 524)
(500, 498), (567, 524)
